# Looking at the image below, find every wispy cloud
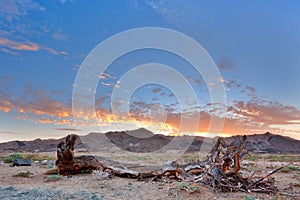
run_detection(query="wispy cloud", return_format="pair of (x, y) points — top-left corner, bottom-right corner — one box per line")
(54, 128), (81, 131)
(0, 37), (68, 55)
(44, 47), (68, 55)
(1, 78), (300, 139)
(0, 47), (19, 55)
(0, 37), (39, 51)
(218, 57), (236, 71)
(228, 100), (300, 126)
(98, 73), (116, 80)
(0, 0), (69, 56)
(152, 87), (162, 94)
(0, 0), (44, 17)
(0, 131), (25, 135)
(146, 0), (193, 25)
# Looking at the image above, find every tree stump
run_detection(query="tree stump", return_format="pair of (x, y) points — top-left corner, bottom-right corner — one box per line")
(55, 134), (281, 194)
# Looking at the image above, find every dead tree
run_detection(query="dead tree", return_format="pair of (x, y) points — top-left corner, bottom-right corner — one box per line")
(56, 134), (281, 194)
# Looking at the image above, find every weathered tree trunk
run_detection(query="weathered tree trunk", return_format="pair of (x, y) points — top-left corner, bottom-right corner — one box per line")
(55, 134), (280, 194)
(56, 134), (140, 176)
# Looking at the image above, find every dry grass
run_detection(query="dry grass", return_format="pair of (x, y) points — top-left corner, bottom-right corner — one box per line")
(13, 171), (33, 178)
(245, 153), (300, 162)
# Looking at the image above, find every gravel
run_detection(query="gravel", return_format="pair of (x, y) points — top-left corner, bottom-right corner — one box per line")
(0, 186), (102, 200)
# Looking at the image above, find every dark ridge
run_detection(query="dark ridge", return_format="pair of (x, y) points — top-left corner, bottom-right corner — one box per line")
(0, 130), (299, 153)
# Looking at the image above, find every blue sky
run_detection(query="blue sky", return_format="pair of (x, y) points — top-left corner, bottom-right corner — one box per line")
(1, 0), (300, 142)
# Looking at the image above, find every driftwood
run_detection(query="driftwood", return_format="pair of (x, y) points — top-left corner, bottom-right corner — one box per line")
(56, 134), (281, 194)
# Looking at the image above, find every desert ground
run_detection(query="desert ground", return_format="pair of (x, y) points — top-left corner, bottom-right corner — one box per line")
(0, 151), (300, 200)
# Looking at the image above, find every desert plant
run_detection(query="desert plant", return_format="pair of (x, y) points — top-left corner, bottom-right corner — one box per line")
(266, 155), (300, 162)
(281, 165), (300, 173)
(181, 154), (198, 162)
(13, 171), (33, 178)
(245, 154), (259, 162)
(24, 153), (56, 161)
(244, 195), (258, 200)
(45, 168), (59, 175)
(44, 174), (62, 182)
(4, 153), (24, 163)
(174, 182), (201, 193)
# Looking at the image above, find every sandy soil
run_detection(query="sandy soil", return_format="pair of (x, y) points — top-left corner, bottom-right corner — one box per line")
(0, 152), (300, 200)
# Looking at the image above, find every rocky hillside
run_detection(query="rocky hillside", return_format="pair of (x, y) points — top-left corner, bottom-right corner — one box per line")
(0, 128), (299, 153)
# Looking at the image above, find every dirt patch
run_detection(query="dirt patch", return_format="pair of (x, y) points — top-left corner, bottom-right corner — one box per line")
(0, 152), (299, 199)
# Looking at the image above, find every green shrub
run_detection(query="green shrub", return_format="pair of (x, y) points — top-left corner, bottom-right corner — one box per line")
(24, 153), (55, 161)
(45, 174), (62, 182)
(281, 165), (300, 173)
(4, 153), (24, 163)
(245, 154), (258, 161)
(45, 168), (58, 175)
(175, 182), (200, 193)
(244, 195), (257, 200)
(13, 171), (33, 178)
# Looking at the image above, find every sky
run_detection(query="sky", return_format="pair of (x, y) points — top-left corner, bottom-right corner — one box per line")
(0, 0), (300, 142)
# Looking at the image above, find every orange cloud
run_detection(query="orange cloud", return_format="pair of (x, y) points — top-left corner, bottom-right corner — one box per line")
(1, 80), (300, 139)
(44, 47), (68, 55)
(0, 38), (39, 51)
(0, 37), (68, 55)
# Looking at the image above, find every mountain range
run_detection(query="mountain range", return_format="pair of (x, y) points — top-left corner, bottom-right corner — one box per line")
(0, 128), (299, 153)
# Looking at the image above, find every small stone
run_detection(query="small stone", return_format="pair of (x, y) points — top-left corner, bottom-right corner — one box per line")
(41, 160), (48, 165)
(12, 158), (32, 166)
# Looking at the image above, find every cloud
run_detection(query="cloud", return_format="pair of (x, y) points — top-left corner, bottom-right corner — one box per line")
(152, 87), (162, 94)
(54, 128), (81, 131)
(0, 37), (68, 55)
(1, 78), (300, 139)
(59, 0), (75, 4)
(101, 82), (115, 87)
(0, 0), (69, 54)
(187, 76), (204, 85)
(0, 47), (19, 55)
(44, 47), (68, 55)
(245, 86), (256, 95)
(99, 73), (117, 80)
(0, 131), (24, 135)
(225, 79), (258, 98)
(228, 100), (300, 126)
(51, 32), (69, 41)
(226, 79), (241, 90)
(218, 58), (236, 71)
(146, 0), (194, 25)
(0, 0), (44, 17)
(0, 83), (73, 125)
(0, 37), (39, 51)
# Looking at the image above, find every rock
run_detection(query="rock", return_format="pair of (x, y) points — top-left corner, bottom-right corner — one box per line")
(13, 158), (32, 166)
(41, 160), (48, 165)
(48, 160), (55, 165)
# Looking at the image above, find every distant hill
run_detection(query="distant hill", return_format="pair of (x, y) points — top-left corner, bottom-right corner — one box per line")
(225, 132), (300, 153)
(0, 128), (299, 153)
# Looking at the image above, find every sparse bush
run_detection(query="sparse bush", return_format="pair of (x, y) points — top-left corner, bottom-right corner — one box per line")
(170, 182), (201, 194)
(24, 153), (55, 161)
(13, 171), (33, 178)
(266, 155), (300, 162)
(181, 154), (198, 162)
(45, 168), (58, 175)
(136, 155), (151, 161)
(281, 165), (300, 173)
(245, 154), (258, 161)
(44, 174), (62, 182)
(3, 153), (24, 163)
(244, 196), (254, 200)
